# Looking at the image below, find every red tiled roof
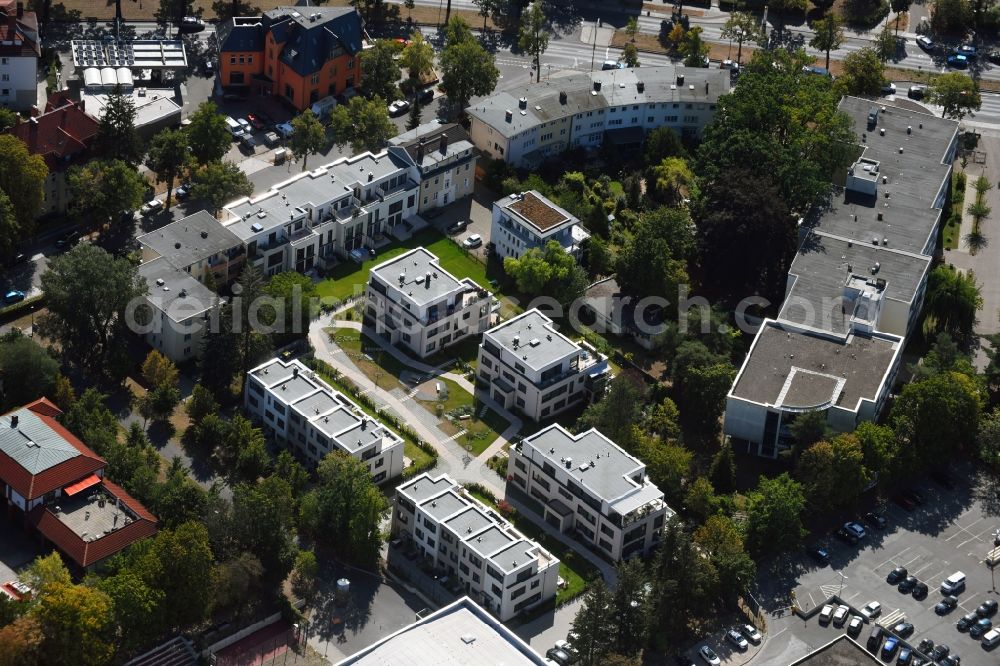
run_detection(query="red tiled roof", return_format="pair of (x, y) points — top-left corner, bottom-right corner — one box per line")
(102, 479), (158, 524)
(9, 102), (99, 173)
(0, 399), (105, 501)
(0, 7), (39, 58)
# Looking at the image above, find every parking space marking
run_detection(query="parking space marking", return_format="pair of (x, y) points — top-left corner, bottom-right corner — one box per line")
(807, 591), (816, 608)
(946, 518), (984, 542)
(911, 562), (934, 577)
(880, 608), (905, 626)
(875, 548), (912, 570)
(847, 591), (861, 602)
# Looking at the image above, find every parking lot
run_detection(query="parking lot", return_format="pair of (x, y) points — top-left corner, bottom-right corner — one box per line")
(755, 466), (1000, 665)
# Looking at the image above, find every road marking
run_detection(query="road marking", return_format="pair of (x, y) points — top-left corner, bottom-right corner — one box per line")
(807, 591), (816, 608)
(880, 609), (905, 626)
(443, 429), (467, 443)
(902, 554), (922, 567)
(875, 548), (912, 570)
(847, 591), (861, 602)
(820, 584), (841, 597)
(911, 562), (934, 576)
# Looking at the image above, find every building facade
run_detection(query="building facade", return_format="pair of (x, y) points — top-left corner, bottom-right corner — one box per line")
(467, 66), (728, 168)
(245, 358), (404, 482)
(508, 424), (672, 561)
(217, 6), (364, 111)
(475, 309), (609, 422)
(222, 150), (418, 277)
(392, 472), (560, 621)
(0, 2), (38, 110)
(364, 247), (492, 359)
(490, 190), (589, 261)
(388, 122), (477, 214)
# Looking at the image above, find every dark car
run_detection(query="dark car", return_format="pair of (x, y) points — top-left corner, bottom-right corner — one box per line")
(898, 576), (918, 593)
(546, 647), (576, 665)
(930, 644), (950, 660)
(2, 290), (25, 305)
(917, 638), (934, 654)
(174, 182), (192, 200)
(893, 621), (915, 638)
(912, 581), (928, 599)
(947, 54), (969, 68)
(902, 488), (925, 505)
(958, 612), (979, 632)
(417, 87), (435, 103)
(895, 494), (917, 511)
(54, 231), (80, 250)
(246, 113), (266, 130)
(930, 470), (956, 489)
(939, 656), (961, 666)
(936, 596), (959, 614)
(971, 618), (993, 638)
(887, 567), (908, 584)
(898, 647), (912, 665)
(865, 512), (887, 529)
(808, 546), (830, 565)
(868, 625), (885, 651)
(445, 220), (469, 235)
(836, 527), (859, 545)
(977, 599), (998, 618)
(956, 44), (978, 59)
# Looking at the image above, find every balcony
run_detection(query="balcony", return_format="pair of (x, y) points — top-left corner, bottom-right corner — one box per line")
(333, 197), (363, 221)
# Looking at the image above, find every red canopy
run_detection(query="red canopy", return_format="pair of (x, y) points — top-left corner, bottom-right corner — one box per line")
(63, 473), (100, 496)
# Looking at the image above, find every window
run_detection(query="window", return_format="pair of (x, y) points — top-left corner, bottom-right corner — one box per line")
(348, 59), (355, 69)
(472, 572), (481, 583)
(1, 75), (8, 82)
(311, 72), (320, 84)
(230, 55), (236, 64)
(239, 56), (245, 64)
(0, 58), (7, 65)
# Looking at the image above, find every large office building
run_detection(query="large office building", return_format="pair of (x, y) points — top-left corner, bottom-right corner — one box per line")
(388, 122), (477, 214)
(364, 247), (492, 359)
(491, 190), (589, 261)
(724, 98), (959, 457)
(217, 6), (364, 111)
(467, 65), (729, 168)
(508, 424), (672, 561)
(475, 309), (609, 422)
(244, 357), (404, 482)
(392, 472), (560, 621)
(0, 399), (158, 571)
(222, 150), (418, 277)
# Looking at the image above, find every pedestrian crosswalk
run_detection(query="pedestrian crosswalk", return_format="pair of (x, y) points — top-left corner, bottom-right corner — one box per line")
(444, 429), (467, 443)
(404, 386), (421, 400)
(879, 608), (905, 627)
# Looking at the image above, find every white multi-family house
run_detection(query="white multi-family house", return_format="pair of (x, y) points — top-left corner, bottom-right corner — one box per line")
(490, 190), (589, 261)
(222, 150), (419, 277)
(467, 66), (729, 168)
(364, 247), (492, 358)
(244, 357), (405, 482)
(508, 424), (673, 561)
(475, 309), (609, 422)
(392, 472), (560, 621)
(388, 121), (477, 214)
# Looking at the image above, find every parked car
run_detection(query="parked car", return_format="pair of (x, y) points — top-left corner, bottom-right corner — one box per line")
(947, 54), (969, 68)
(937, 596), (959, 614)
(868, 625), (885, 651)
(912, 581), (928, 599)
(698, 646), (721, 666)
(246, 113), (265, 130)
(982, 627), (1000, 648)
(882, 636), (900, 659)
(989, 51), (1000, 65)
(174, 182), (191, 200)
(833, 605), (850, 627)
(898, 576), (918, 593)
(916, 35), (934, 51)
(2, 290), (25, 305)
(956, 44), (978, 58)
(941, 571), (966, 595)
(902, 489), (925, 505)
(836, 527), (859, 545)
(726, 628), (748, 651)
(807, 546), (830, 565)
(740, 624), (762, 645)
(971, 618), (993, 639)
(930, 644), (950, 660)
(958, 612), (979, 632)
(237, 117), (251, 134)
(848, 615), (863, 636)
(938, 655), (960, 666)
(545, 647), (575, 665)
(553, 639), (575, 655)
(887, 567), (908, 584)
(893, 621), (915, 638)
(898, 646), (913, 665)
(820, 604), (834, 624)
(240, 133), (257, 150)
(179, 15), (204, 31)
(275, 122), (295, 138)
(445, 220), (468, 235)
(895, 494), (917, 511)
(881, 82), (897, 95)
(917, 638), (934, 654)
(462, 233), (482, 249)
(601, 59), (625, 70)
(930, 470), (956, 489)
(908, 85), (927, 100)
(861, 601), (882, 620)
(263, 131), (280, 147)
(844, 521), (867, 539)
(865, 512), (887, 529)
(140, 199), (163, 216)
(54, 231), (80, 250)
(417, 87), (435, 103)
(388, 99), (411, 117)
(977, 600), (998, 618)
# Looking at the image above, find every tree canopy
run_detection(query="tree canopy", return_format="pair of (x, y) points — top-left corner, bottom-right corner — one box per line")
(361, 39), (403, 102)
(440, 36), (499, 110)
(68, 159), (146, 230)
(928, 72), (982, 120)
(329, 95), (395, 154)
(290, 110), (327, 171)
(95, 85), (141, 165)
(744, 473), (807, 555)
(518, 2), (549, 82)
(502, 240), (588, 307)
(192, 161), (254, 215)
(836, 47), (885, 96)
(185, 102), (233, 165)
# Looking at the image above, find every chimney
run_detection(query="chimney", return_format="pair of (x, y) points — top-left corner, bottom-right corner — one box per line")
(558, 90), (566, 104)
(10, 415), (18, 428)
(425, 271), (431, 287)
(677, 74), (685, 86)
(705, 80), (709, 94)
(367, 172), (373, 182)
(592, 80), (601, 92)
(518, 96), (527, 110)
(636, 81), (644, 93)
(439, 133), (448, 153)
(293, 366), (298, 377)
(416, 140), (424, 163)
(504, 109), (512, 123)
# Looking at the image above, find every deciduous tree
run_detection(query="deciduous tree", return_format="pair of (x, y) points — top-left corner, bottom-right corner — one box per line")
(361, 40), (403, 102)
(892, 370), (984, 465)
(928, 72), (982, 120)
(809, 14), (844, 70)
(96, 85), (141, 165)
(329, 95), (395, 154)
(145, 129), (191, 210)
(795, 434), (869, 511)
(680, 26), (709, 67)
(616, 206), (693, 308)
(68, 159), (146, 230)
(440, 38), (499, 110)
(744, 473), (807, 556)
(722, 12), (763, 66)
(186, 101), (233, 165)
(34, 583), (115, 666)
(836, 46), (885, 96)
(0, 334), (61, 410)
(923, 264), (982, 337)
(0, 135), (46, 254)
(519, 2), (549, 82)
(191, 160), (254, 215)
(400, 31), (435, 81)
(290, 110), (327, 172)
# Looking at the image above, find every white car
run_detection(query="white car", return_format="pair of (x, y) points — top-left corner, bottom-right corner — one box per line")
(140, 199), (163, 216)
(819, 604), (834, 624)
(237, 117), (251, 133)
(698, 645), (721, 666)
(847, 615), (863, 635)
(462, 233), (483, 249)
(726, 628), (749, 650)
(860, 601), (881, 620)
(387, 99), (411, 117)
(741, 623), (762, 644)
(832, 604), (850, 627)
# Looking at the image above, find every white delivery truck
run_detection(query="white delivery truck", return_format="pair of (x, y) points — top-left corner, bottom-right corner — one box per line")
(310, 96), (336, 120)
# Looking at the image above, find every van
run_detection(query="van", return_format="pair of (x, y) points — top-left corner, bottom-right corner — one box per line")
(310, 95), (336, 120)
(224, 116), (243, 137)
(941, 571), (966, 594)
(983, 627), (1000, 648)
(867, 625), (884, 652)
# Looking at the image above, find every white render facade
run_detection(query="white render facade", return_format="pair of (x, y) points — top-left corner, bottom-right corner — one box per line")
(364, 247), (492, 359)
(475, 309), (609, 422)
(508, 424), (673, 561)
(392, 472), (560, 621)
(223, 150), (419, 278)
(244, 357), (404, 483)
(490, 190), (589, 261)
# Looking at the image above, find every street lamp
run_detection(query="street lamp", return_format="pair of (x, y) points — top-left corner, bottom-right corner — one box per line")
(837, 570), (848, 598)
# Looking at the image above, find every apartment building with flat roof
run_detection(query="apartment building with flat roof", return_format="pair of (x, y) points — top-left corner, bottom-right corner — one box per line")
(491, 190), (589, 261)
(508, 424), (673, 561)
(244, 357), (404, 482)
(364, 247), (492, 358)
(476, 309), (609, 422)
(392, 472), (559, 621)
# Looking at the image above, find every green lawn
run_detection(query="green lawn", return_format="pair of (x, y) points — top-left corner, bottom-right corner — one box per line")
(418, 378), (509, 455)
(314, 229), (492, 303)
(326, 327), (408, 390)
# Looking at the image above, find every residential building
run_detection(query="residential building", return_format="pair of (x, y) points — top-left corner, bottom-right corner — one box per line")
(364, 247), (492, 358)
(244, 357), (404, 482)
(467, 65), (729, 168)
(723, 98), (959, 457)
(581, 277), (664, 350)
(508, 424), (672, 561)
(217, 6), (364, 111)
(9, 98), (98, 215)
(476, 309), (609, 422)
(388, 122), (477, 214)
(222, 150), (418, 276)
(336, 597), (549, 665)
(0, 1), (39, 110)
(392, 472), (560, 621)
(0, 398), (158, 571)
(490, 190), (589, 261)
(135, 211), (244, 362)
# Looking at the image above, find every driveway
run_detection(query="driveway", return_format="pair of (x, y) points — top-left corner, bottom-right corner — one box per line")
(0, 515), (42, 585)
